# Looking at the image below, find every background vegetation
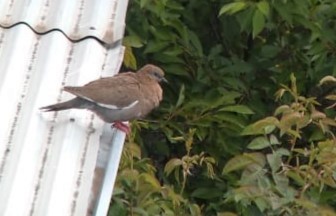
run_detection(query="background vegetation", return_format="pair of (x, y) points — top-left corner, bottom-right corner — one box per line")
(109, 0), (336, 215)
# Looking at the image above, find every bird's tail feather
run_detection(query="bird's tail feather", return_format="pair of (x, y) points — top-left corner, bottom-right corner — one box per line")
(40, 98), (87, 112)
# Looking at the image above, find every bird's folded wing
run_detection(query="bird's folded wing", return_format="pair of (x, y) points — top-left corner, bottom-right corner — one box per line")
(64, 74), (141, 109)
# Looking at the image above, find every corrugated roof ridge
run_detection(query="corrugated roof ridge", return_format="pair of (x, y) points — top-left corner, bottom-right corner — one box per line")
(0, 22), (122, 47)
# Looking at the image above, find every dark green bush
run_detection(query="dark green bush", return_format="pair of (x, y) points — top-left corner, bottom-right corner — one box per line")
(110, 0), (336, 215)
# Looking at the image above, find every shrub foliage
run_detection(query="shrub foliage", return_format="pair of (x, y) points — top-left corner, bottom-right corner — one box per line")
(109, 0), (336, 215)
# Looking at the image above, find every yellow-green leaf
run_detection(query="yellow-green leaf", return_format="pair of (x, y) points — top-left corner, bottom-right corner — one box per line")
(325, 94), (336, 101)
(123, 35), (143, 48)
(219, 105), (254, 114)
(274, 105), (291, 116)
(223, 153), (265, 174)
(311, 110), (326, 120)
(140, 173), (161, 190)
(219, 2), (247, 16)
(123, 46), (137, 70)
(164, 158), (183, 176)
(241, 117), (279, 135)
(279, 112), (301, 131)
(252, 9), (265, 38)
(140, 0), (149, 8)
(127, 142), (142, 159)
(223, 155), (251, 174)
(257, 1), (270, 17)
(319, 75), (336, 86)
(217, 212), (238, 216)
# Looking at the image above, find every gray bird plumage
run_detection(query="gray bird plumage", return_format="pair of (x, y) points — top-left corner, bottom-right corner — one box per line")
(40, 64), (166, 125)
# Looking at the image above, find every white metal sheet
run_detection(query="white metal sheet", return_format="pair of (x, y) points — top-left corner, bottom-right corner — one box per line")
(0, 0), (129, 215)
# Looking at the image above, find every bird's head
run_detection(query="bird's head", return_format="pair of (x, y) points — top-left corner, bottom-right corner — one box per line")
(138, 64), (168, 83)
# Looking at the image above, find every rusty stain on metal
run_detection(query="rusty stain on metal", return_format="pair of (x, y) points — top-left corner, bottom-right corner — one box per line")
(40, 0), (50, 22)
(0, 0), (129, 214)
(99, 46), (109, 79)
(0, 31), (5, 47)
(0, 36), (40, 182)
(70, 114), (96, 216)
(28, 123), (55, 216)
(36, 0), (50, 32)
(72, 0), (85, 40)
(102, 1), (118, 43)
(8, 0), (14, 10)
(0, 104), (20, 182)
(4, 0), (15, 21)
(29, 44), (75, 215)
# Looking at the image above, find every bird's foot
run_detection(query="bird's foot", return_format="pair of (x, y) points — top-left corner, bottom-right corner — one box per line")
(112, 121), (130, 134)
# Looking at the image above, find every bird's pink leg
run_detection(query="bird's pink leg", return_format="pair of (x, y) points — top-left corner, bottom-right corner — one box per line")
(112, 121), (130, 134)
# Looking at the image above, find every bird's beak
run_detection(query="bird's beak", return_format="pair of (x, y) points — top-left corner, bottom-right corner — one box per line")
(161, 77), (168, 83)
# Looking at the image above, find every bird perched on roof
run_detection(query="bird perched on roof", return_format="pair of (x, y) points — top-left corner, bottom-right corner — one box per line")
(40, 64), (167, 133)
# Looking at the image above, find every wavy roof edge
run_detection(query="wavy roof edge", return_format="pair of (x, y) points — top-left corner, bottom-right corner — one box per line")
(0, 22), (122, 46)
(0, 0), (128, 45)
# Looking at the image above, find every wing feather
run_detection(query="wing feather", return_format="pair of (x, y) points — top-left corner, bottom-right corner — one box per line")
(63, 73), (141, 109)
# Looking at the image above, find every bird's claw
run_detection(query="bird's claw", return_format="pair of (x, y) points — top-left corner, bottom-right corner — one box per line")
(112, 122), (130, 134)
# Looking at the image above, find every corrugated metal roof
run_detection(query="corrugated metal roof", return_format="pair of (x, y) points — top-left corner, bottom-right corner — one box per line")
(0, 0), (129, 215)
(0, 0), (128, 44)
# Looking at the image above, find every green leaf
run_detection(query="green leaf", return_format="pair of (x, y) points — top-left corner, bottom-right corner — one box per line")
(223, 155), (251, 174)
(191, 188), (222, 199)
(219, 91), (242, 104)
(241, 117), (279, 135)
(261, 45), (281, 58)
(236, 7), (255, 32)
(140, 0), (149, 8)
(188, 30), (203, 56)
(309, 128), (325, 141)
(247, 136), (270, 150)
(144, 41), (169, 53)
(252, 9), (265, 38)
(269, 134), (280, 145)
(163, 47), (184, 56)
(273, 2), (293, 24)
(267, 153), (282, 173)
(223, 153), (265, 174)
(149, 26), (175, 41)
(257, 1), (270, 17)
(219, 105), (254, 114)
(276, 148), (291, 156)
(176, 84), (185, 107)
(287, 170), (305, 186)
(219, 2), (247, 16)
(215, 113), (246, 129)
(254, 197), (269, 212)
(153, 53), (184, 64)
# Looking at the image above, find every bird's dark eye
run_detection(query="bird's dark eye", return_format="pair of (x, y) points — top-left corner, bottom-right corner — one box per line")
(152, 71), (160, 78)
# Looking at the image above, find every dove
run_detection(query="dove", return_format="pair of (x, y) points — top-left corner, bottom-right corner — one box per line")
(40, 64), (167, 133)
